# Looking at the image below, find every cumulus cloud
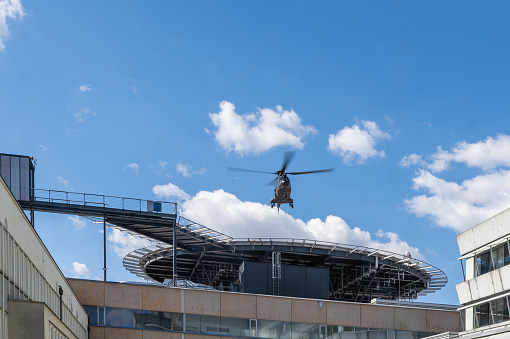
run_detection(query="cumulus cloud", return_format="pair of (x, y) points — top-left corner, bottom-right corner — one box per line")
(208, 101), (317, 156)
(74, 107), (97, 123)
(79, 84), (92, 92)
(405, 169), (510, 232)
(180, 189), (421, 258)
(402, 135), (510, 173)
(57, 175), (69, 188)
(328, 120), (391, 164)
(67, 216), (86, 230)
(124, 163), (139, 175)
(108, 228), (153, 258)
(71, 262), (90, 278)
(0, 0), (24, 52)
(153, 182), (190, 200)
(403, 134), (510, 232)
(176, 163), (206, 177)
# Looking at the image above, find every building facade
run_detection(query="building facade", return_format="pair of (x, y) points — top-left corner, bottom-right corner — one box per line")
(0, 169), (88, 338)
(69, 279), (462, 339)
(456, 207), (510, 338)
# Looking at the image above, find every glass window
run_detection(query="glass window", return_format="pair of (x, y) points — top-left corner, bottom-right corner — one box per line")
(476, 251), (491, 276)
(221, 316), (251, 337)
(19, 157), (30, 201)
(491, 298), (510, 325)
(105, 307), (136, 328)
(475, 303), (490, 328)
(98, 307), (105, 325)
(0, 155), (10, 188)
(258, 319), (291, 339)
(10, 156), (20, 200)
(142, 310), (181, 331)
(292, 322), (319, 339)
(84, 306), (98, 325)
(185, 314), (225, 335)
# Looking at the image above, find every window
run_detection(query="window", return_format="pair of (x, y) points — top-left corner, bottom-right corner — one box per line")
(475, 242), (510, 276)
(475, 296), (510, 328)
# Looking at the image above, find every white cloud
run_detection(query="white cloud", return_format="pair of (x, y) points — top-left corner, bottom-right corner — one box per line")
(131, 86), (137, 94)
(0, 0), (24, 52)
(208, 101), (317, 156)
(39, 144), (47, 152)
(328, 120), (391, 164)
(57, 175), (69, 188)
(405, 169), (510, 232)
(74, 107), (97, 123)
(79, 84), (92, 92)
(403, 135), (510, 231)
(402, 135), (510, 173)
(71, 262), (90, 278)
(176, 163), (192, 177)
(108, 228), (152, 258)
(426, 135), (510, 172)
(180, 189), (422, 258)
(124, 163), (139, 175)
(176, 163), (206, 177)
(153, 182), (190, 200)
(67, 216), (86, 230)
(399, 153), (423, 167)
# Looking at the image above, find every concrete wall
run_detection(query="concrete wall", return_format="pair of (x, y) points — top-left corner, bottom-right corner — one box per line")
(69, 279), (462, 338)
(0, 177), (88, 338)
(8, 300), (79, 339)
(8, 301), (44, 339)
(456, 264), (510, 305)
(457, 207), (510, 256)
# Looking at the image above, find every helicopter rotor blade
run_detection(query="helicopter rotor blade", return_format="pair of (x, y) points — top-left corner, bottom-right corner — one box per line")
(267, 177), (278, 186)
(228, 167), (276, 175)
(287, 169), (334, 175)
(281, 151), (296, 172)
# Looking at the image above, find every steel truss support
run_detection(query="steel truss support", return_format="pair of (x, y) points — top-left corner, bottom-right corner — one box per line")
(357, 271), (377, 303)
(199, 261), (214, 287)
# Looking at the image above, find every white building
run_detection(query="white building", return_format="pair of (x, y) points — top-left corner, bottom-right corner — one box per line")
(0, 154), (88, 338)
(455, 208), (510, 338)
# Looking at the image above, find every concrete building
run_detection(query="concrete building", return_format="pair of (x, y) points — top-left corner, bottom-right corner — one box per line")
(0, 154), (88, 338)
(455, 208), (510, 338)
(68, 278), (461, 339)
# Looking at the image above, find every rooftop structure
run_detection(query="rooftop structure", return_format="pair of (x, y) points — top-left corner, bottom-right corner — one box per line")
(0, 152), (447, 303)
(0, 152), (462, 339)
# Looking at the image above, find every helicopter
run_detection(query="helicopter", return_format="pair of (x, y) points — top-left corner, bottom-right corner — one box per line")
(228, 152), (333, 211)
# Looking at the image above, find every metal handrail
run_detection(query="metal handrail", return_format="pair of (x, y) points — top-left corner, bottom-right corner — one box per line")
(31, 188), (178, 215)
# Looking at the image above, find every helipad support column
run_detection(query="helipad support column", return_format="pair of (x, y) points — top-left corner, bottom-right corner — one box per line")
(103, 215), (107, 282)
(173, 219), (177, 287)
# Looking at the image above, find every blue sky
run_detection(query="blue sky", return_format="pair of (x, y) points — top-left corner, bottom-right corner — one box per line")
(2, 0), (510, 305)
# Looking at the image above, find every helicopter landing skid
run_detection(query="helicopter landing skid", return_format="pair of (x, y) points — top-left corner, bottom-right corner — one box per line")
(270, 198), (294, 210)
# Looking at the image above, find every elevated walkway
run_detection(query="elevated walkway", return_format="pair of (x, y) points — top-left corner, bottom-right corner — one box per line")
(20, 188), (231, 252)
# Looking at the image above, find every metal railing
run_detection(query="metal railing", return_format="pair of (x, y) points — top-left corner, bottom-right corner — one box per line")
(31, 188), (177, 215)
(178, 216), (233, 244)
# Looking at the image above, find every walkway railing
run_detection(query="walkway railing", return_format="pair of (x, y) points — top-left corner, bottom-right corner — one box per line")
(31, 188), (177, 215)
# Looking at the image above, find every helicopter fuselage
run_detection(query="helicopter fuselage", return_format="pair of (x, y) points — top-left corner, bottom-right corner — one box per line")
(228, 151), (332, 212)
(270, 174), (294, 211)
